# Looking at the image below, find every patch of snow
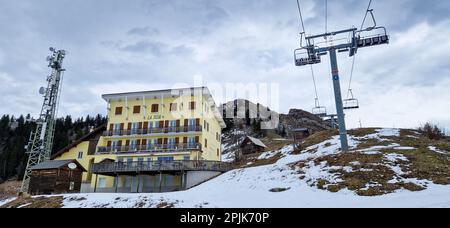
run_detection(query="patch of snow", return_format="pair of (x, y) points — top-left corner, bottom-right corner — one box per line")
(394, 147), (416, 150)
(428, 146), (449, 155)
(0, 197), (16, 207)
(384, 153), (409, 163)
(258, 151), (279, 160)
(377, 128), (400, 137)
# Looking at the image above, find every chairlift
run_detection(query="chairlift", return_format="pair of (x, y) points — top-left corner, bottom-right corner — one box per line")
(343, 89), (360, 110)
(294, 46), (321, 66)
(312, 98), (327, 117)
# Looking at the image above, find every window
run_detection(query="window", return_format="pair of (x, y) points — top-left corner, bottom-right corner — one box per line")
(133, 105), (141, 114)
(77, 151), (83, 159)
(187, 137), (196, 149)
(168, 138), (176, 149)
(217, 149), (220, 157)
(137, 157), (144, 165)
(158, 156), (174, 162)
(113, 123), (121, 135)
(168, 120), (177, 132)
(98, 178), (107, 188)
(112, 140), (120, 151)
(130, 140), (138, 150)
(147, 157), (153, 165)
(115, 107), (123, 115)
(170, 103), (177, 112)
(131, 122), (139, 134)
(127, 158), (133, 163)
(205, 139), (208, 148)
(151, 104), (159, 113)
(184, 156), (190, 161)
(189, 101), (196, 110)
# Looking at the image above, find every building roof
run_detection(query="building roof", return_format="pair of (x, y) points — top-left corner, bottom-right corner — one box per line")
(101, 86), (226, 128)
(51, 125), (106, 159)
(30, 160), (86, 171)
(244, 136), (267, 148)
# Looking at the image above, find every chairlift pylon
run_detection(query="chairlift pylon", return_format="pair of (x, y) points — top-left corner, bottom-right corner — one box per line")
(343, 89), (359, 110)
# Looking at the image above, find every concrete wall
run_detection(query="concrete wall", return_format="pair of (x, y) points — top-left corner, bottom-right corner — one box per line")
(185, 171), (221, 189)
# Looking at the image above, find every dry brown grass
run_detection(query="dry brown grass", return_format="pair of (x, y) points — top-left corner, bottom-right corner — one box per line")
(303, 130), (338, 148)
(0, 180), (21, 201)
(1, 196), (63, 208)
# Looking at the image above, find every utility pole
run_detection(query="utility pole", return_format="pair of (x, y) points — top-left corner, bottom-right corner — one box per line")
(20, 47), (67, 193)
(295, 27), (389, 151)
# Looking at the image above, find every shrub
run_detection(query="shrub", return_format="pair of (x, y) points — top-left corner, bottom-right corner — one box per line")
(418, 123), (446, 140)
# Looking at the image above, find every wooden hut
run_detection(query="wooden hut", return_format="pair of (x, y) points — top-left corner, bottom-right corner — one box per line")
(28, 160), (86, 195)
(240, 136), (268, 155)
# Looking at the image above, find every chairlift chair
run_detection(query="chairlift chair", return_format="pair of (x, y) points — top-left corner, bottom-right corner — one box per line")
(312, 98), (327, 117)
(343, 89), (360, 110)
(294, 46), (321, 66)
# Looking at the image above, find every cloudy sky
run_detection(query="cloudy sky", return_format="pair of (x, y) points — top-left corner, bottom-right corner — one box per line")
(1, 0), (449, 131)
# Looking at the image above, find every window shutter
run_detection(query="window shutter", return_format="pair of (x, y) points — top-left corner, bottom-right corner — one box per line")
(163, 138), (168, 145)
(196, 118), (200, 126)
(127, 123), (132, 130)
(133, 105), (140, 114)
(205, 139), (208, 148)
(143, 122), (149, 130)
(138, 122), (143, 129)
(107, 141), (112, 147)
(125, 140), (130, 146)
(109, 124), (113, 131)
(183, 137), (188, 144)
(115, 107), (123, 115)
(137, 139), (141, 146)
(120, 123), (124, 130)
(184, 119), (188, 126)
(141, 139), (147, 146)
(195, 136), (199, 143)
(175, 137), (180, 144)
(117, 140), (122, 147)
(159, 120), (165, 128)
(158, 138), (163, 145)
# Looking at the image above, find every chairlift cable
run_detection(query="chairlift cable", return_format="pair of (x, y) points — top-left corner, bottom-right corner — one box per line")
(296, 0), (322, 108)
(346, 0), (373, 99)
(296, 0), (307, 34)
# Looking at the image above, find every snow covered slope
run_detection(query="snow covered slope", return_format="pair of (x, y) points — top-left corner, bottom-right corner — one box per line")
(2, 128), (449, 208)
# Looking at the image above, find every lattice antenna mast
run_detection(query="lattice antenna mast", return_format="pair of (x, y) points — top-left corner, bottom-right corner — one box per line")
(20, 47), (67, 193)
(294, 3), (389, 151)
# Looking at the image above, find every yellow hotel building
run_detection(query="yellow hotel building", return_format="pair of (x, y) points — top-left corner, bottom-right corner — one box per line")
(52, 87), (230, 193)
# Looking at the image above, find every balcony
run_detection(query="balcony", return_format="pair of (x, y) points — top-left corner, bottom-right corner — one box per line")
(103, 125), (202, 137)
(97, 143), (202, 155)
(92, 160), (232, 175)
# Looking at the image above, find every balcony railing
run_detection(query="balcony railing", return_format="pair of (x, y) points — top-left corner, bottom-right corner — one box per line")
(97, 143), (202, 155)
(103, 125), (202, 137)
(92, 160), (233, 174)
